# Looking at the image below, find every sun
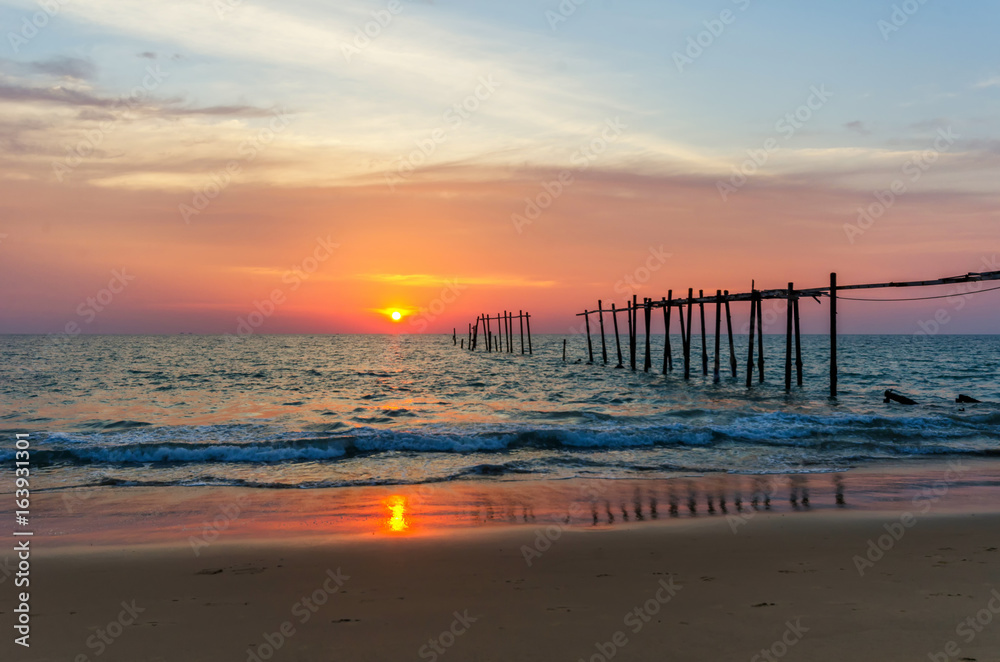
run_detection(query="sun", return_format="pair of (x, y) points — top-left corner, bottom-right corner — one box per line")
(391, 311), (402, 321)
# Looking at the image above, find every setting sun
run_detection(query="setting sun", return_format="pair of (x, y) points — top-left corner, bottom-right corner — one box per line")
(391, 311), (402, 321)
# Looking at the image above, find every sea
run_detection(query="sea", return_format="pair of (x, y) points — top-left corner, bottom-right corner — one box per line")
(3, 333), (999, 496)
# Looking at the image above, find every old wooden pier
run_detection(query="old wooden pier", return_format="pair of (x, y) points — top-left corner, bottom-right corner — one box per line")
(459, 311), (533, 355)
(575, 270), (1000, 397)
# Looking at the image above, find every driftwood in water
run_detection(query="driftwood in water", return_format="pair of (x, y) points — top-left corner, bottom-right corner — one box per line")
(884, 390), (917, 405)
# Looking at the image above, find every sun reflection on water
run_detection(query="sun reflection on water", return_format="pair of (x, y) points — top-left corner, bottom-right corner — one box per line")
(384, 495), (409, 533)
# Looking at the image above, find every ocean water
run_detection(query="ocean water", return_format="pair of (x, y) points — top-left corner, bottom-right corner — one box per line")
(2, 334), (999, 492)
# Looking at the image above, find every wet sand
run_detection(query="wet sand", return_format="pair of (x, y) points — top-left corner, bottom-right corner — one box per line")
(11, 462), (1000, 661)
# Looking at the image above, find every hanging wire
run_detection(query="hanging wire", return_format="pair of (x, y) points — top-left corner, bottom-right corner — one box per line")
(836, 284), (1000, 302)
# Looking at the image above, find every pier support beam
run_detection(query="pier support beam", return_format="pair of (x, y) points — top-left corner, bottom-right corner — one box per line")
(830, 273), (837, 398)
(685, 288), (694, 380)
(794, 296), (803, 386)
(700, 290), (708, 376)
(612, 303), (623, 368)
(598, 301), (608, 365)
(756, 294), (765, 383)
(713, 290), (722, 383)
(585, 311), (594, 364)
(526, 313), (532, 354)
(785, 283), (794, 392)
(746, 289), (757, 388)
(662, 293), (673, 374)
(644, 298), (652, 372)
(725, 291), (737, 377)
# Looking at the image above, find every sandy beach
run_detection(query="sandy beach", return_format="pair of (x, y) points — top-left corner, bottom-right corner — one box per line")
(15, 466), (1000, 662)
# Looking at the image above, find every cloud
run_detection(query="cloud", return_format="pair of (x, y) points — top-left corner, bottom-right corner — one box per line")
(0, 82), (279, 118)
(0, 56), (96, 80)
(844, 120), (870, 135)
(974, 76), (1000, 89)
(354, 273), (557, 288)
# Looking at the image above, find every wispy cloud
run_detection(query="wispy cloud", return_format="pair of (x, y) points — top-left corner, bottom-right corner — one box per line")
(355, 273), (557, 288)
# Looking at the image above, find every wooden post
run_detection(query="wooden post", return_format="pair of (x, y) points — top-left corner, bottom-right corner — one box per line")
(526, 313), (532, 354)
(585, 310), (594, 364)
(785, 283), (794, 392)
(460, 338), (464, 349)
(699, 290), (708, 376)
(756, 295), (765, 383)
(504, 311), (510, 353)
(563, 338), (566, 362)
(611, 303), (623, 368)
(677, 294), (687, 369)
(508, 311), (513, 353)
(663, 293), (673, 374)
(713, 290), (722, 382)
(626, 302), (634, 371)
(486, 314), (492, 352)
(685, 288), (693, 380)
(725, 291), (737, 378)
(453, 328), (456, 345)
(629, 294), (639, 372)
(643, 298), (652, 372)
(519, 310), (525, 354)
(598, 300), (608, 365)
(794, 295), (803, 387)
(746, 289), (757, 388)
(830, 273), (837, 398)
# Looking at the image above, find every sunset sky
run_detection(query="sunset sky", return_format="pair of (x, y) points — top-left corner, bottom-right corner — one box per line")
(1, 0), (998, 334)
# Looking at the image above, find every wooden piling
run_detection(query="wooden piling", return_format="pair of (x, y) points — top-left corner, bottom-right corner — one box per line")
(453, 328), (456, 345)
(643, 298), (652, 372)
(563, 338), (566, 362)
(611, 303), (623, 368)
(526, 313), (533, 354)
(485, 314), (492, 352)
(830, 272), (837, 398)
(585, 311), (594, 364)
(746, 289), (757, 388)
(519, 310), (525, 354)
(699, 290), (708, 376)
(785, 283), (794, 392)
(793, 295), (803, 387)
(629, 294), (639, 372)
(756, 294), (765, 383)
(713, 290), (722, 382)
(626, 302), (634, 371)
(461, 338), (464, 349)
(685, 288), (693, 380)
(598, 300), (608, 365)
(663, 292), (673, 374)
(725, 291), (736, 377)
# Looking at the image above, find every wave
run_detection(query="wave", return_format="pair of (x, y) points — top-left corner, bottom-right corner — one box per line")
(7, 411), (998, 467)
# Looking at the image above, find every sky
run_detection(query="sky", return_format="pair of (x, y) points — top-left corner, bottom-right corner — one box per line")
(0, 0), (998, 335)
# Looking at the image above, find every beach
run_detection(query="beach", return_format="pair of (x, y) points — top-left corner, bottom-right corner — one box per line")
(16, 463), (1000, 662)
